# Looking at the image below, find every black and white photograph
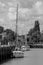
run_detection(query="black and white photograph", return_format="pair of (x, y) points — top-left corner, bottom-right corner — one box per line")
(0, 0), (43, 65)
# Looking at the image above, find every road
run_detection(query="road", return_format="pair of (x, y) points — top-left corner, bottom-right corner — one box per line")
(1, 49), (43, 65)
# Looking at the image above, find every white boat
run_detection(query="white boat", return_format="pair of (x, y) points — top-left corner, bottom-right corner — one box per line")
(21, 46), (30, 51)
(26, 46), (30, 51)
(12, 50), (24, 58)
(21, 46), (27, 51)
(11, 4), (24, 58)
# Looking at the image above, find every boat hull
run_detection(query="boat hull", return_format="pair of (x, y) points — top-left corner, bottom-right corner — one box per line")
(12, 51), (24, 58)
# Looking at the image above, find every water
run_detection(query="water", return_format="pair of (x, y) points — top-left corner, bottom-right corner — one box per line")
(1, 49), (43, 65)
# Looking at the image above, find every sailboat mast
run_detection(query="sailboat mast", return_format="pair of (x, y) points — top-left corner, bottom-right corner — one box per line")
(16, 4), (18, 46)
(25, 34), (27, 46)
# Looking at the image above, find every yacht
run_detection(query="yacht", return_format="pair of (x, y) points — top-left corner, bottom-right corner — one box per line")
(12, 4), (24, 58)
(21, 45), (30, 51)
(12, 50), (24, 58)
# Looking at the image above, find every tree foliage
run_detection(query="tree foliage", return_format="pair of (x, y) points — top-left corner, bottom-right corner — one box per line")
(0, 26), (4, 33)
(27, 20), (40, 44)
(34, 20), (40, 32)
(4, 29), (16, 41)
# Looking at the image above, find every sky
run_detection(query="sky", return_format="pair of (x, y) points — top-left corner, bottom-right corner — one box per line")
(0, 0), (43, 35)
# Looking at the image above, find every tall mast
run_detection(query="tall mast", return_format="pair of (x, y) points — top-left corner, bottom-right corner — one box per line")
(16, 4), (18, 34)
(16, 4), (18, 46)
(25, 34), (27, 46)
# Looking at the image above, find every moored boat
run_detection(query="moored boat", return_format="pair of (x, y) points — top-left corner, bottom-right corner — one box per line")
(21, 46), (27, 52)
(12, 50), (24, 58)
(11, 4), (24, 58)
(21, 45), (30, 51)
(26, 46), (30, 51)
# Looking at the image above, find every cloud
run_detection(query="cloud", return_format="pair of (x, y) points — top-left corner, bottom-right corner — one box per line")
(18, 8), (31, 20)
(8, 7), (31, 21)
(7, 1), (43, 35)
(32, 1), (43, 15)
(0, 1), (5, 7)
(7, 1), (43, 21)
(8, 7), (16, 20)
(0, 0), (43, 35)
(7, 2), (13, 6)
(0, 18), (4, 22)
(18, 0), (34, 8)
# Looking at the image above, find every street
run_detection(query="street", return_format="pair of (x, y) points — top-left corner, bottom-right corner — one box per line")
(1, 49), (43, 65)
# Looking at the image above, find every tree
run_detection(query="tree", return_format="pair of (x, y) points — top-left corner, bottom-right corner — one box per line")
(27, 20), (40, 44)
(34, 20), (40, 32)
(3, 29), (16, 42)
(0, 26), (4, 33)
